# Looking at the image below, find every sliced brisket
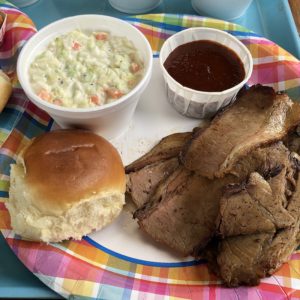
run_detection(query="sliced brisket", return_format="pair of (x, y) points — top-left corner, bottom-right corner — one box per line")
(246, 172), (295, 228)
(217, 171), (295, 238)
(125, 131), (192, 173)
(181, 85), (300, 179)
(125, 131), (196, 208)
(217, 184), (276, 237)
(126, 157), (179, 208)
(125, 85), (300, 286)
(134, 142), (296, 256)
(213, 156), (300, 287)
(259, 172), (300, 275)
(284, 130), (300, 154)
(135, 166), (235, 256)
(217, 233), (274, 287)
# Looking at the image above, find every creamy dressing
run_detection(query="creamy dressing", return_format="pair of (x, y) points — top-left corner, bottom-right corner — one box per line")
(29, 30), (144, 108)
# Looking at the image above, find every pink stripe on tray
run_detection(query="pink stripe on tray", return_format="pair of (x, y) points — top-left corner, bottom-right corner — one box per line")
(290, 252), (300, 260)
(250, 61), (300, 84)
(241, 38), (276, 46)
(0, 8), (33, 24)
(7, 90), (28, 108)
(1, 7), (25, 15)
(0, 28), (36, 52)
(26, 101), (52, 123)
(259, 281), (298, 298)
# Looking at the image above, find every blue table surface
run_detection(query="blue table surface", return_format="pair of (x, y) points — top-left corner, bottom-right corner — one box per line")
(0, 0), (299, 299)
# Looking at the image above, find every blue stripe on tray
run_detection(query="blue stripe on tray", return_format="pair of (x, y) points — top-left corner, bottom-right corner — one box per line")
(227, 30), (260, 37)
(15, 111), (50, 132)
(45, 118), (54, 132)
(0, 154), (15, 177)
(0, 191), (8, 198)
(1, 107), (22, 117)
(84, 236), (206, 267)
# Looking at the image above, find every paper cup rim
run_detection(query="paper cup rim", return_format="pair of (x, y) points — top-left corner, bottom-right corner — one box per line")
(159, 27), (253, 97)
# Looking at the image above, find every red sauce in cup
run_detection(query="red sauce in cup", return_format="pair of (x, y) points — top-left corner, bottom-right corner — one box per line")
(163, 40), (245, 92)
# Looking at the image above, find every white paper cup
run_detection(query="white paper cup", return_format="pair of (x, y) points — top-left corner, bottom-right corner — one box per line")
(159, 27), (253, 119)
(191, 0), (253, 21)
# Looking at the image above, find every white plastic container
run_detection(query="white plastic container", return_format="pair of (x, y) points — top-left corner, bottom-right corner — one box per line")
(159, 27), (253, 119)
(191, 0), (253, 20)
(17, 15), (153, 140)
(108, 0), (162, 14)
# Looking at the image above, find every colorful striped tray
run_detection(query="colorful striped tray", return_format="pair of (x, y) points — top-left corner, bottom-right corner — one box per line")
(1, 1), (300, 299)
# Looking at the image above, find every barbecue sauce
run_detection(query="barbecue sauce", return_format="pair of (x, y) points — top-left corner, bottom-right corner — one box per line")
(164, 40), (245, 92)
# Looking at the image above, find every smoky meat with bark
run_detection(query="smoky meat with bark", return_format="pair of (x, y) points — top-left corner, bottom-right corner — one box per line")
(181, 85), (300, 179)
(126, 85), (300, 287)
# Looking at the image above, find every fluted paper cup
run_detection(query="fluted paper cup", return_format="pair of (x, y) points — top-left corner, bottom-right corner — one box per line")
(159, 27), (253, 118)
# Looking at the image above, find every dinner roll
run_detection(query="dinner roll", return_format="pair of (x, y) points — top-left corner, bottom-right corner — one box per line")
(6, 129), (126, 242)
(0, 69), (12, 112)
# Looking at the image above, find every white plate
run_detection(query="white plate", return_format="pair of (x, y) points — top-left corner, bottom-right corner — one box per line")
(88, 58), (201, 264)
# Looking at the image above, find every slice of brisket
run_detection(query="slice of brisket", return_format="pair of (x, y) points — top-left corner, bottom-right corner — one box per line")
(126, 157), (179, 208)
(246, 172), (295, 228)
(181, 85), (300, 179)
(217, 221), (300, 287)
(217, 171), (295, 238)
(259, 171), (300, 276)
(217, 233), (274, 287)
(125, 131), (192, 173)
(217, 184), (276, 237)
(213, 157), (300, 287)
(257, 223), (300, 278)
(125, 131), (196, 208)
(135, 166), (235, 256)
(283, 129), (300, 154)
